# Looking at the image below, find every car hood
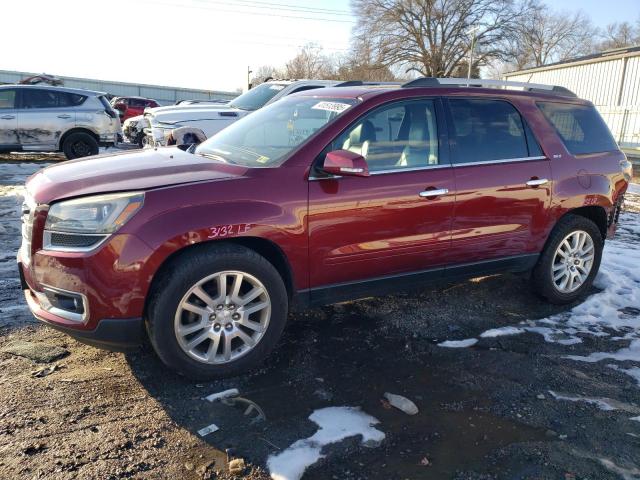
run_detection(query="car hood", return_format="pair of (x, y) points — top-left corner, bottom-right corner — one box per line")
(27, 147), (247, 204)
(146, 106), (247, 125)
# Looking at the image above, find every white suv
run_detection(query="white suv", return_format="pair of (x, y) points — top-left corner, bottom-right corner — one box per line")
(0, 85), (121, 159)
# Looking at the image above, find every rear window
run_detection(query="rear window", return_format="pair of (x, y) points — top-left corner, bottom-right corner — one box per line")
(537, 102), (617, 155)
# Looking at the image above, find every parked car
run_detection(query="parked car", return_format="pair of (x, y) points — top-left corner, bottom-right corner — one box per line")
(111, 96), (159, 123)
(122, 114), (146, 147)
(19, 78), (631, 379)
(0, 85), (120, 159)
(144, 80), (361, 147)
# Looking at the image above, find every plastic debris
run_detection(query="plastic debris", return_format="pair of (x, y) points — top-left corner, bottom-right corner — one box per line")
(204, 388), (239, 402)
(383, 392), (419, 415)
(197, 423), (220, 437)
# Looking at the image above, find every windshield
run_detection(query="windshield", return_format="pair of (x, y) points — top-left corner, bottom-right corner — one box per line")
(229, 83), (288, 111)
(195, 96), (358, 167)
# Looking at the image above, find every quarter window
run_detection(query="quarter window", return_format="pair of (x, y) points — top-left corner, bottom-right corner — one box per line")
(332, 100), (439, 172)
(0, 90), (16, 109)
(537, 102), (617, 155)
(448, 99), (529, 163)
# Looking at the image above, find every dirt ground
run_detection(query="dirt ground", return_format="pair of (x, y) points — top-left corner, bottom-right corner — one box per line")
(1, 157), (640, 480)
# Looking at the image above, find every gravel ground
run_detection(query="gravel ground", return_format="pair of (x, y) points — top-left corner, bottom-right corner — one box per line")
(1, 158), (639, 480)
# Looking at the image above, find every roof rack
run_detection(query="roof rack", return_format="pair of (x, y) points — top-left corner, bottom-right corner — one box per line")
(401, 77), (577, 97)
(335, 81), (402, 87)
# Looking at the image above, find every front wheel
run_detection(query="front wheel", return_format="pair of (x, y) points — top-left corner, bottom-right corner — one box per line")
(532, 215), (603, 304)
(146, 244), (288, 380)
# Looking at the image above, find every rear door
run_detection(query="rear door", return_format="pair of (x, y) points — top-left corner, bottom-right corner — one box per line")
(308, 98), (456, 296)
(444, 97), (552, 265)
(18, 89), (78, 149)
(0, 88), (18, 148)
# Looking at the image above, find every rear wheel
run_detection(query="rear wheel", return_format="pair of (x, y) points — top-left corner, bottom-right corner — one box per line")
(62, 132), (99, 159)
(532, 215), (603, 304)
(146, 244), (288, 379)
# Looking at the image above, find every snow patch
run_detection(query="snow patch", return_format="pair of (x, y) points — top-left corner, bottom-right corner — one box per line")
(480, 326), (526, 338)
(437, 338), (478, 348)
(267, 407), (384, 480)
(549, 390), (617, 411)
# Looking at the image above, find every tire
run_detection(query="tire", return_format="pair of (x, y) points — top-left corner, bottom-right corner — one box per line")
(62, 132), (99, 159)
(146, 244), (289, 380)
(531, 215), (603, 304)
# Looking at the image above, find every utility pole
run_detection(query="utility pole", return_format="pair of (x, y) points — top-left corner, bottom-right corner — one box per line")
(467, 26), (479, 82)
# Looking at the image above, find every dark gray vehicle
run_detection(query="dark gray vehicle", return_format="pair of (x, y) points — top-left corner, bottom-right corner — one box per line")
(0, 85), (120, 159)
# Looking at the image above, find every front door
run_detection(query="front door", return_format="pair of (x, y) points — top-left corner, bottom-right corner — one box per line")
(308, 98), (455, 299)
(0, 89), (18, 148)
(444, 97), (552, 265)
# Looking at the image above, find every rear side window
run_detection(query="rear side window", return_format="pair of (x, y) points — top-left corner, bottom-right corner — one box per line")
(538, 102), (617, 155)
(22, 89), (86, 108)
(448, 99), (529, 163)
(0, 89), (16, 109)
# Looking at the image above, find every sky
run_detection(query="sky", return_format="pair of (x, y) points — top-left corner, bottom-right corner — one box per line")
(2, 0), (639, 93)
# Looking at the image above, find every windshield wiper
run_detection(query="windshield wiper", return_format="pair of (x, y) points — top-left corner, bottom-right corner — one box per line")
(195, 151), (235, 164)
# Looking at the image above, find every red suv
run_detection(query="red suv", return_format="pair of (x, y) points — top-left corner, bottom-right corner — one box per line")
(19, 78), (632, 379)
(110, 96), (159, 122)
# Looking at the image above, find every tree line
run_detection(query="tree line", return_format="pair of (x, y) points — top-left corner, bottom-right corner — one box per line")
(251, 0), (640, 84)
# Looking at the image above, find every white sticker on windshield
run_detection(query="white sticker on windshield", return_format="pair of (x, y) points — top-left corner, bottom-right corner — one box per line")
(269, 85), (286, 90)
(311, 101), (352, 113)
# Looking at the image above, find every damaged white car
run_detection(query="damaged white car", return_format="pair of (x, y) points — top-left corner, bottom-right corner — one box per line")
(144, 80), (351, 147)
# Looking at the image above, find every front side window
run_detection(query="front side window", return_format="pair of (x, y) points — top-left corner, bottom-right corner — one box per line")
(538, 102), (617, 155)
(195, 96), (357, 167)
(331, 99), (439, 172)
(448, 98), (529, 163)
(230, 83), (288, 111)
(0, 89), (16, 109)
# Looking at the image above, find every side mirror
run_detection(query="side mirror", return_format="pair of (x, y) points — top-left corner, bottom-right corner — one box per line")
(322, 150), (370, 177)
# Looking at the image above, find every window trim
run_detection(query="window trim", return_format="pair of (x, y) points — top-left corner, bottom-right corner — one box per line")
(310, 96), (449, 179)
(443, 96), (542, 165)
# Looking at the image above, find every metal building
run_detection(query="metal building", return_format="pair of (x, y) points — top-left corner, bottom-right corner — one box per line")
(0, 69), (238, 105)
(503, 46), (640, 151)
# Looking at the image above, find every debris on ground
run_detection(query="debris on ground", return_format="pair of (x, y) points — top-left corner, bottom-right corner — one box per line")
(383, 392), (419, 415)
(228, 458), (246, 475)
(30, 363), (62, 377)
(197, 423), (220, 437)
(204, 388), (240, 402)
(1, 340), (68, 363)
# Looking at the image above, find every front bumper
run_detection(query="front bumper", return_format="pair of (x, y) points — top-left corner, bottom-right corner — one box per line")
(17, 230), (156, 350)
(21, 265), (144, 351)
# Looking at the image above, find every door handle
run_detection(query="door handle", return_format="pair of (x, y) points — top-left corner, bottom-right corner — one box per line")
(419, 188), (449, 198)
(0, 115), (15, 120)
(526, 178), (549, 187)
(57, 114), (72, 119)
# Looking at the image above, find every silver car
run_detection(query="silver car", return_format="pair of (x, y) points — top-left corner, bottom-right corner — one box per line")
(0, 85), (121, 159)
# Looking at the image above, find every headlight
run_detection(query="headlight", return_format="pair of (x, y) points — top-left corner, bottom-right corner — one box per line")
(46, 192), (144, 234)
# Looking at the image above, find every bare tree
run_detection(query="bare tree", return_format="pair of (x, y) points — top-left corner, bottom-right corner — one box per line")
(351, 0), (532, 78)
(285, 43), (334, 79)
(503, 2), (596, 69)
(250, 65), (283, 86)
(335, 37), (397, 81)
(599, 21), (640, 51)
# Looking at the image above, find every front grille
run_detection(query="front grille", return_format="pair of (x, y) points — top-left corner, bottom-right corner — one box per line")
(20, 195), (36, 262)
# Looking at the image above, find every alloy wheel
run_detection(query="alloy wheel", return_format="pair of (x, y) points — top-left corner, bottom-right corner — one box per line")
(551, 230), (595, 294)
(174, 271), (271, 364)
